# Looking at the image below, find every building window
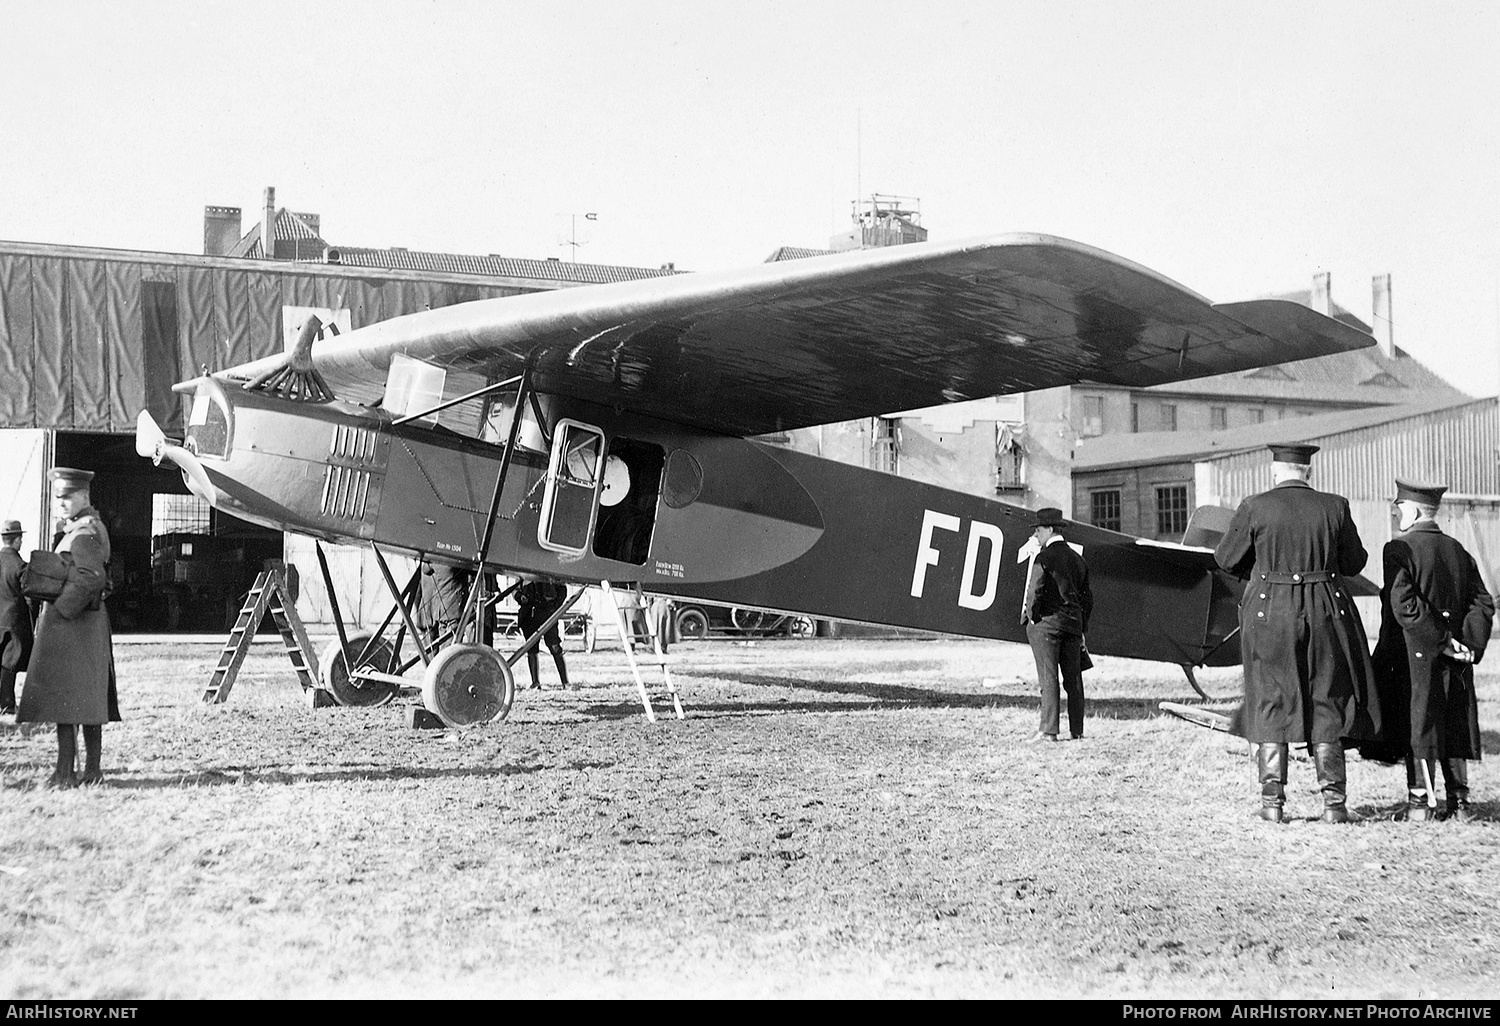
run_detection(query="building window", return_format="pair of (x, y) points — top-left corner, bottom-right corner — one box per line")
(1090, 489), (1122, 532)
(872, 417), (900, 475)
(152, 493), (211, 536)
(1155, 485), (1190, 539)
(1130, 402), (1140, 433)
(1159, 404), (1177, 432)
(995, 423), (1025, 491)
(1248, 408), (1264, 424)
(1210, 406), (1227, 431)
(1079, 395), (1104, 437)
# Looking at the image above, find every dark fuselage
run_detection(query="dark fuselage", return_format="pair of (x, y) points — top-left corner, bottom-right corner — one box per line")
(167, 377), (1237, 665)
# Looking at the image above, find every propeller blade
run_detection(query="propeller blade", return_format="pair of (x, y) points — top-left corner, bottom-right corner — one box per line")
(135, 409), (166, 458)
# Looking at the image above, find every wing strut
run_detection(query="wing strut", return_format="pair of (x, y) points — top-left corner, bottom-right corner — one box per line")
(457, 361), (538, 642)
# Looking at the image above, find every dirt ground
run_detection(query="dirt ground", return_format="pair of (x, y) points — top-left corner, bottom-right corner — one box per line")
(1, 635), (1496, 999)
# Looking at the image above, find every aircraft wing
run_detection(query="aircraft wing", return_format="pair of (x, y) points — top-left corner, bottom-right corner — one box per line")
(222, 233), (1374, 436)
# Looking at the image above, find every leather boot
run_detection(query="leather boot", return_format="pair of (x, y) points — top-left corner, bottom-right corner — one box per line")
(1257, 743), (1288, 822)
(1443, 759), (1473, 822)
(1312, 742), (1351, 823)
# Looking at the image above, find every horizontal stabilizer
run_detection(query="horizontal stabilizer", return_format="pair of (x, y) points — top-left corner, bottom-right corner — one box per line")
(1181, 504), (1237, 549)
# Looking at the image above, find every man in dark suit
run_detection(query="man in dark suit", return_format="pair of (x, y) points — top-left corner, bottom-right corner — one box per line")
(516, 578), (570, 689)
(1214, 443), (1380, 823)
(1022, 507), (1092, 742)
(1370, 479), (1494, 822)
(0, 519), (32, 715)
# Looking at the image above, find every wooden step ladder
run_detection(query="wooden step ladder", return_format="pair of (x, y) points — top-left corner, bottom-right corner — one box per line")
(202, 567), (319, 704)
(599, 580), (684, 723)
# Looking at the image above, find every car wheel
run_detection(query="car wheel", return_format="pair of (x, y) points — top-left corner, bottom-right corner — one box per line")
(675, 607), (710, 641)
(731, 607), (772, 633)
(785, 616), (816, 639)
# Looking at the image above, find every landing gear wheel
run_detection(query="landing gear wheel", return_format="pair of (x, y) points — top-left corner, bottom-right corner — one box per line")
(319, 632), (399, 707)
(785, 616), (816, 639)
(422, 643), (514, 727)
(675, 607), (710, 641)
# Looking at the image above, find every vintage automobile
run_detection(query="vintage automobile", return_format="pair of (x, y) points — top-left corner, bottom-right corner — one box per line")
(669, 601), (818, 641)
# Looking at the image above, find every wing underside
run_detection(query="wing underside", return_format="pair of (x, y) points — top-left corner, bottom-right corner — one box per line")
(221, 233), (1374, 436)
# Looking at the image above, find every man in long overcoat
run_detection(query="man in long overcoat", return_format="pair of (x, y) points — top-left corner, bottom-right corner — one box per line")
(16, 468), (119, 788)
(0, 520), (32, 715)
(1214, 443), (1380, 823)
(1369, 479), (1493, 821)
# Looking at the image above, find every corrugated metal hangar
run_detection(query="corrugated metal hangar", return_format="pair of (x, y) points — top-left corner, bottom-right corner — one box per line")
(0, 196), (676, 631)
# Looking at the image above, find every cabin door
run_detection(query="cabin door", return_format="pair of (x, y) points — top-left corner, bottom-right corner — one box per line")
(537, 419), (605, 554)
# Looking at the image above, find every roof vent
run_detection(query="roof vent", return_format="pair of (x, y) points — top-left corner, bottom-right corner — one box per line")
(324, 247), (341, 264)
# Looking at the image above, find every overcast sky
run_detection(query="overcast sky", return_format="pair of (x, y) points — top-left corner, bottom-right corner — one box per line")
(2, 1), (1497, 394)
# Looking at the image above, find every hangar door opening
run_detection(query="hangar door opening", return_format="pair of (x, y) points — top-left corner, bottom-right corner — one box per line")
(53, 432), (284, 632)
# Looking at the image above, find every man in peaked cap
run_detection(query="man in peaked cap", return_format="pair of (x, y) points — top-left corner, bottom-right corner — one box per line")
(16, 468), (119, 788)
(0, 519), (31, 716)
(1214, 443), (1381, 823)
(1021, 507), (1092, 742)
(1369, 479), (1493, 821)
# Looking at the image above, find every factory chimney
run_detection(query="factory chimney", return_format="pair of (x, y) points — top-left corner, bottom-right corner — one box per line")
(1371, 274), (1395, 359)
(1311, 272), (1334, 317)
(202, 206), (241, 256)
(261, 187), (276, 260)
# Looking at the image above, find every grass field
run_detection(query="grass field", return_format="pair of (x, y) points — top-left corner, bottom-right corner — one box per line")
(1, 636), (1496, 999)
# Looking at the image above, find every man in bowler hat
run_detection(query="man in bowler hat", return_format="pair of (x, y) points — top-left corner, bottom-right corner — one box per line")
(1370, 479), (1493, 821)
(1214, 443), (1380, 822)
(16, 468), (119, 788)
(0, 519), (31, 715)
(1022, 507), (1092, 742)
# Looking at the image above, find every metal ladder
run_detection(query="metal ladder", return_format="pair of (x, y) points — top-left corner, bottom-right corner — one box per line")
(202, 567), (319, 704)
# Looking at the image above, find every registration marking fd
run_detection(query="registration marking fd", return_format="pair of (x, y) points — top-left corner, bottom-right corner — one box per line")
(910, 509), (1004, 611)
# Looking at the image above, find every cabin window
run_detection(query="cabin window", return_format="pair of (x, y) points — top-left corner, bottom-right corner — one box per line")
(480, 393), (548, 452)
(538, 420), (605, 554)
(662, 449), (703, 509)
(381, 354), (447, 424)
(1090, 490), (1122, 533)
(1155, 485), (1190, 539)
(185, 388), (231, 458)
(592, 437), (666, 565)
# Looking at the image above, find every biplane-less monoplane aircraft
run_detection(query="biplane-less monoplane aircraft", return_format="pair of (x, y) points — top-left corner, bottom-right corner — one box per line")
(134, 233), (1374, 725)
